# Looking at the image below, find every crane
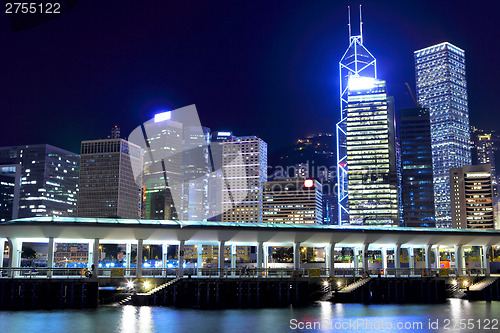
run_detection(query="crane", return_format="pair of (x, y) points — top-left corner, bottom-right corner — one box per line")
(405, 82), (420, 108)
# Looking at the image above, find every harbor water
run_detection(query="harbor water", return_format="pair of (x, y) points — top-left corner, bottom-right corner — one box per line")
(1, 299), (499, 332)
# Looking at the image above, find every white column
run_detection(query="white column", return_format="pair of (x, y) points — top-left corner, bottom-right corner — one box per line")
(47, 237), (55, 278)
(137, 239), (143, 278)
(178, 240), (185, 278)
(325, 243), (335, 277)
(263, 244), (269, 269)
(92, 238), (100, 279)
(394, 244), (401, 277)
(125, 243), (131, 276)
(425, 244), (432, 272)
(361, 243), (369, 272)
(9, 238), (21, 277)
(162, 244), (168, 277)
(408, 247), (414, 273)
(293, 242), (301, 270)
(256, 241), (263, 270)
(231, 244), (237, 272)
(454, 245), (463, 276)
(381, 247), (388, 276)
(353, 247), (359, 270)
(88, 240), (94, 270)
(218, 241), (225, 277)
(482, 245), (491, 277)
(197, 244), (203, 276)
(434, 246), (440, 269)
(0, 239), (4, 268)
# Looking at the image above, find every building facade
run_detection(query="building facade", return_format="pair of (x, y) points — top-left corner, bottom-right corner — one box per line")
(399, 107), (435, 227)
(77, 138), (143, 219)
(471, 126), (500, 200)
(207, 131), (234, 221)
(345, 77), (398, 226)
(221, 136), (267, 223)
(0, 165), (21, 222)
(415, 42), (471, 227)
(140, 114), (183, 220)
(262, 178), (322, 224)
(180, 126), (211, 221)
(450, 164), (494, 229)
(0, 144), (79, 218)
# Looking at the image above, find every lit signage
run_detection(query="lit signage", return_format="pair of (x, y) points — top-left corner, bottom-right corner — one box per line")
(304, 179), (314, 188)
(466, 173), (490, 178)
(348, 75), (376, 91)
(154, 111), (172, 123)
(217, 131), (232, 136)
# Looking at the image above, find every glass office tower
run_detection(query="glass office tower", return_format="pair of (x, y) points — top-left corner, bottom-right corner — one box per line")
(0, 144), (79, 218)
(399, 107), (435, 227)
(415, 42), (471, 228)
(337, 8), (377, 225)
(77, 138), (143, 219)
(338, 7), (397, 225)
(345, 77), (398, 226)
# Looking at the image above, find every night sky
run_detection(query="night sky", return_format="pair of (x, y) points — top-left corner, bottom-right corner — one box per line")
(1, 0), (499, 156)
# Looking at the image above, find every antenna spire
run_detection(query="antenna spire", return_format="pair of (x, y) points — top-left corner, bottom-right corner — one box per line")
(359, 4), (363, 44)
(347, 6), (351, 40)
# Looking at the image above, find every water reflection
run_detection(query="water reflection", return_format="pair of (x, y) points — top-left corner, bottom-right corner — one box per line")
(119, 306), (154, 333)
(0, 300), (499, 333)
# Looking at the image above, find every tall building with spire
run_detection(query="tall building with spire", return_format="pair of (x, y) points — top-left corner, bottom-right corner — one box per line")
(414, 42), (471, 228)
(337, 6), (398, 226)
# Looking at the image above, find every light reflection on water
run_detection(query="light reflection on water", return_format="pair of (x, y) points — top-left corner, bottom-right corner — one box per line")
(0, 300), (499, 333)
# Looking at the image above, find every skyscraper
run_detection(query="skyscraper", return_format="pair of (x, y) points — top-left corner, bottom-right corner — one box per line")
(0, 144), (79, 218)
(262, 178), (322, 224)
(399, 107), (435, 227)
(471, 126), (500, 199)
(337, 6), (376, 225)
(0, 165), (20, 222)
(415, 42), (471, 227)
(337, 7), (398, 225)
(180, 126), (211, 221)
(77, 137), (143, 219)
(207, 131), (234, 221)
(450, 164), (494, 229)
(345, 77), (398, 226)
(140, 113), (183, 220)
(221, 136), (267, 223)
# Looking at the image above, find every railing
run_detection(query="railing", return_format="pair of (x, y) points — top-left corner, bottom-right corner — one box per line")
(0, 267), (489, 279)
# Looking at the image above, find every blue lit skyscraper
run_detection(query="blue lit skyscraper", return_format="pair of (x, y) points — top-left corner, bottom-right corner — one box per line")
(345, 78), (398, 226)
(337, 7), (397, 225)
(415, 42), (471, 228)
(337, 6), (377, 224)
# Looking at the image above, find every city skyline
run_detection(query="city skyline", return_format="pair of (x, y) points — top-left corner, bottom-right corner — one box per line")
(1, 1), (499, 155)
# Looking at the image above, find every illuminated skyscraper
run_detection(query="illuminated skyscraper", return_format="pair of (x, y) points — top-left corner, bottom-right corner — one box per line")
(471, 126), (500, 199)
(262, 178), (322, 224)
(415, 42), (471, 227)
(0, 144), (79, 218)
(141, 114), (183, 220)
(221, 136), (267, 223)
(0, 165), (20, 222)
(345, 78), (398, 226)
(450, 164), (494, 229)
(180, 126), (211, 221)
(77, 138), (143, 219)
(337, 6), (398, 225)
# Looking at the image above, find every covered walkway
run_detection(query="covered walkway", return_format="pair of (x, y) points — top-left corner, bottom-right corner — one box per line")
(1, 217), (499, 279)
